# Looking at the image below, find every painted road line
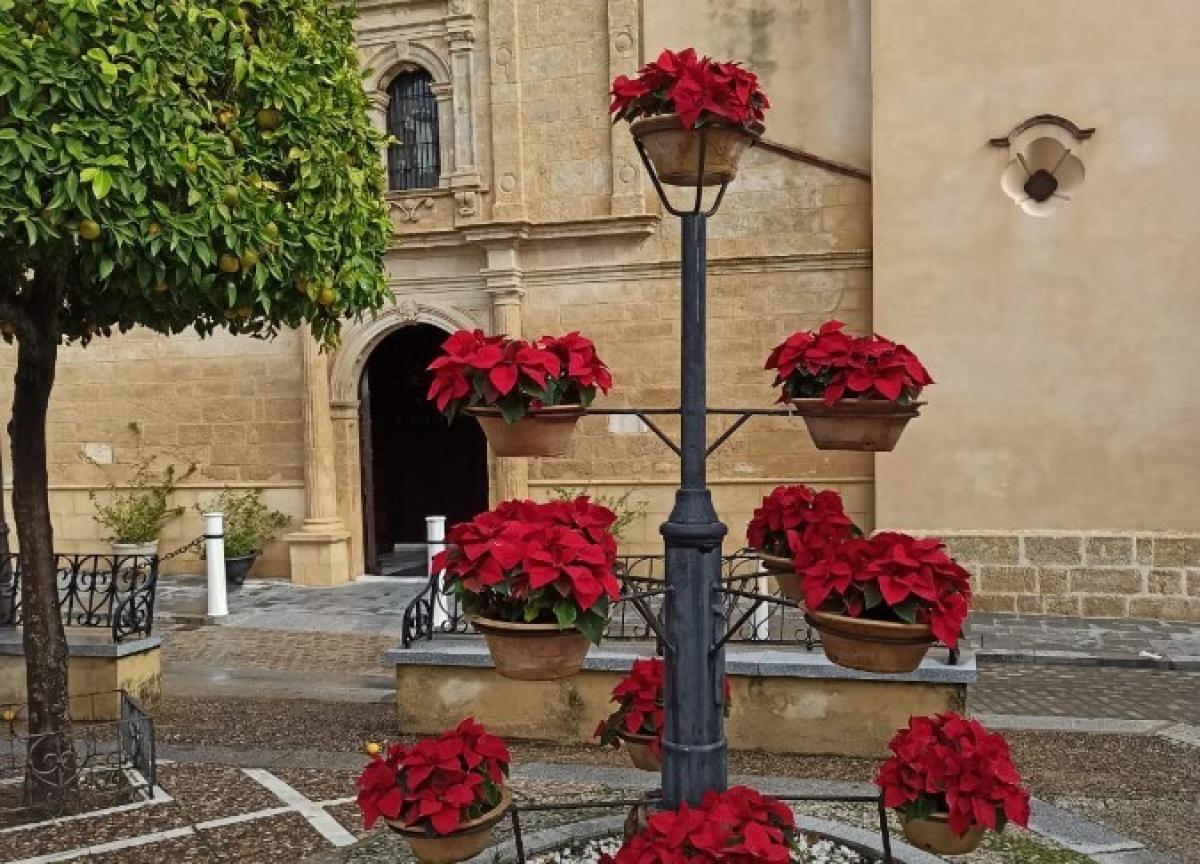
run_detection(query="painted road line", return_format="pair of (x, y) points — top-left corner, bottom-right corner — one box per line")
(243, 767), (358, 847)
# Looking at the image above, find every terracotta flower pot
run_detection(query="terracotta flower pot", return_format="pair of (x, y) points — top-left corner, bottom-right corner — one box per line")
(755, 551), (803, 601)
(902, 813), (985, 856)
(470, 616), (592, 680)
(790, 399), (924, 452)
(466, 405), (583, 457)
(805, 609), (934, 674)
(630, 114), (762, 187)
(388, 788), (512, 864)
(618, 730), (661, 772)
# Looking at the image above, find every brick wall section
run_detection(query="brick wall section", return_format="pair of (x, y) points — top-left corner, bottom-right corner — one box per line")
(938, 532), (1200, 622)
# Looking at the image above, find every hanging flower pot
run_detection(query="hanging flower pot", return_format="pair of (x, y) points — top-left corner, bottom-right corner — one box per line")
(428, 330), (611, 459)
(629, 114), (762, 187)
(617, 730), (661, 772)
(357, 719), (513, 864)
(800, 532), (972, 674)
(437, 497), (621, 680)
(877, 713), (1031, 855)
(805, 609), (935, 674)
(766, 320), (933, 452)
(388, 787), (513, 864)
(902, 814), (985, 855)
(465, 404), (583, 457)
(746, 484), (861, 601)
(790, 398), (924, 452)
(610, 48), (770, 187)
(470, 617), (591, 680)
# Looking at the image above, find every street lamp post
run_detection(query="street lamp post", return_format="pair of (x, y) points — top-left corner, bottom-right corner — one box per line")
(636, 133), (739, 808)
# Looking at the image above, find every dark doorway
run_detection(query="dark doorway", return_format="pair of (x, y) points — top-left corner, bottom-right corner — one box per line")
(359, 323), (488, 573)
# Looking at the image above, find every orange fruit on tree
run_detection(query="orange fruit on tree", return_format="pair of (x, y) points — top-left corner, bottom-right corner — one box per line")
(221, 185), (240, 207)
(78, 219), (101, 240)
(255, 108), (282, 131)
(240, 248), (259, 268)
(317, 285), (336, 306)
(218, 253), (240, 273)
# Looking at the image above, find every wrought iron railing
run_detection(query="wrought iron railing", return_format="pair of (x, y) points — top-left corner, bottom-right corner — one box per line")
(402, 553), (819, 649)
(0, 554), (158, 642)
(0, 690), (157, 818)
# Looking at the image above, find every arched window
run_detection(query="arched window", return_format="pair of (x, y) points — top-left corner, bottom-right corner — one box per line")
(387, 69), (441, 191)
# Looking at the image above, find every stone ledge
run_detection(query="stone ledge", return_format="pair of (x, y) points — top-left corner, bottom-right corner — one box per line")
(0, 629), (162, 658)
(387, 640), (977, 685)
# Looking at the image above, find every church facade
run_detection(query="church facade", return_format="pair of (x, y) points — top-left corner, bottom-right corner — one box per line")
(4, 0), (1198, 621)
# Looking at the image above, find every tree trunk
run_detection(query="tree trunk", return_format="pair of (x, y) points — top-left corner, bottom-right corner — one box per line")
(9, 281), (71, 806)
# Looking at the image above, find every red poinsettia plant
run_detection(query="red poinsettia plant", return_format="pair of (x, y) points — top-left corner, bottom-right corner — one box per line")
(876, 713), (1030, 836)
(602, 786), (795, 864)
(746, 484), (860, 566)
(427, 329), (612, 423)
(610, 48), (769, 131)
(356, 718), (510, 835)
(766, 320), (933, 406)
(594, 657), (731, 757)
(435, 497), (621, 644)
(801, 532), (972, 648)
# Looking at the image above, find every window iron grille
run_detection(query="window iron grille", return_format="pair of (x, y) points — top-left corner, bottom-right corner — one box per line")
(387, 70), (440, 191)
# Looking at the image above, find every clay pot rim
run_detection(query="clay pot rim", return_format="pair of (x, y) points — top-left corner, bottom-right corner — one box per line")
(629, 113), (765, 139)
(616, 729), (659, 746)
(387, 787), (512, 838)
(469, 615), (582, 637)
(465, 404), (584, 419)
(790, 398), (924, 418)
(806, 608), (934, 643)
(752, 550), (795, 571)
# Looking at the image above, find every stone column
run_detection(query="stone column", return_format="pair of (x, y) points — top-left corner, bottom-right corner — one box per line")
(487, 0), (527, 221)
(483, 240), (528, 504)
(430, 81), (456, 187)
(607, 0), (646, 216)
(287, 328), (353, 586)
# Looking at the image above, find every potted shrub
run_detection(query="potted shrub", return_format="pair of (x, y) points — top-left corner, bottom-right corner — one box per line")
(877, 712), (1030, 855)
(745, 484), (860, 600)
(801, 531), (972, 673)
(436, 497), (621, 680)
(594, 657), (731, 773)
(356, 718), (511, 864)
(196, 489), (291, 587)
(765, 320), (933, 451)
(89, 455), (196, 559)
(427, 329), (612, 457)
(606, 786), (795, 864)
(611, 48), (769, 187)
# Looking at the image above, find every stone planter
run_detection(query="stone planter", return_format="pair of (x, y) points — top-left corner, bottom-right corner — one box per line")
(387, 788), (512, 864)
(224, 552), (259, 588)
(110, 540), (158, 561)
(791, 399), (924, 452)
(470, 616), (591, 680)
(618, 730), (661, 772)
(630, 114), (761, 187)
(756, 551), (802, 601)
(805, 609), (934, 674)
(466, 405), (583, 457)
(902, 813), (985, 855)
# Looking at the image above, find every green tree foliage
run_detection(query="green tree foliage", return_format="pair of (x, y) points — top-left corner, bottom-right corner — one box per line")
(0, 0), (391, 344)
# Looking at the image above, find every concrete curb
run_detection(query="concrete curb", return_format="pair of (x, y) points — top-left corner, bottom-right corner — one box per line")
(976, 648), (1200, 671)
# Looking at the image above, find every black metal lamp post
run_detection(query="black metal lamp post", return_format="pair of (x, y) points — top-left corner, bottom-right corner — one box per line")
(634, 132), (739, 808)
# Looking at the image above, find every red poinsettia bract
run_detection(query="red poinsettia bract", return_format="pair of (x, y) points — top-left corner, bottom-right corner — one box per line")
(593, 658), (733, 759)
(610, 48), (769, 131)
(602, 786), (794, 864)
(427, 329), (612, 423)
(746, 484), (859, 566)
(766, 320), (932, 406)
(435, 498), (621, 645)
(356, 718), (510, 836)
(801, 532), (972, 648)
(876, 713), (1030, 836)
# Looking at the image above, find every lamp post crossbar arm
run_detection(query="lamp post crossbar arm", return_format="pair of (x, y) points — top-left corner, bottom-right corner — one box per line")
(579, 407), (801, 458)
(636, 413), (682, 456)
(626, 593), (672, 651)
(713, 599), (765, 651)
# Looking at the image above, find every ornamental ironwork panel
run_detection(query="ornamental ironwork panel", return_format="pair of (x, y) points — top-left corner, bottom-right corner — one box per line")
(387, 70), (440, 191)
(0, 553), (158, 642)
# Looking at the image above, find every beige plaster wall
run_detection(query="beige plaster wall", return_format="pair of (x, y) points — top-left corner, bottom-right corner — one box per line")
(644, 0), (872, 168)
(872, 0), (1200, 533)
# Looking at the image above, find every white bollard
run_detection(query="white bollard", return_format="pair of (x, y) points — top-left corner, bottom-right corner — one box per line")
(751, 567), (770, 641)
(204, 512), (228, 618)
(426, 516), (447, 630)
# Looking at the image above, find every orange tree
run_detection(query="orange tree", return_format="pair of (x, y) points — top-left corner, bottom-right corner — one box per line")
(0, 0), (390, 796)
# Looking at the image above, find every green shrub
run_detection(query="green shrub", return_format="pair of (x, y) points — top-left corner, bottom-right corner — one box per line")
(197, 489), (291, 558)
(89, 455), (196, 544)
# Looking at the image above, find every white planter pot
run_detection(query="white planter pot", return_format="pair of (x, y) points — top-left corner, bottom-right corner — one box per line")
(110, 541), (159, 559)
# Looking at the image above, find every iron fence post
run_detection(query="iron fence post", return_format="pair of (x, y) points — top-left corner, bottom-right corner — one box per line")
(660, 212), (728, 807)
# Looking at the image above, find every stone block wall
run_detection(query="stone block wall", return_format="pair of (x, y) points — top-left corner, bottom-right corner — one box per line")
(940, 532), (1200, 622)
